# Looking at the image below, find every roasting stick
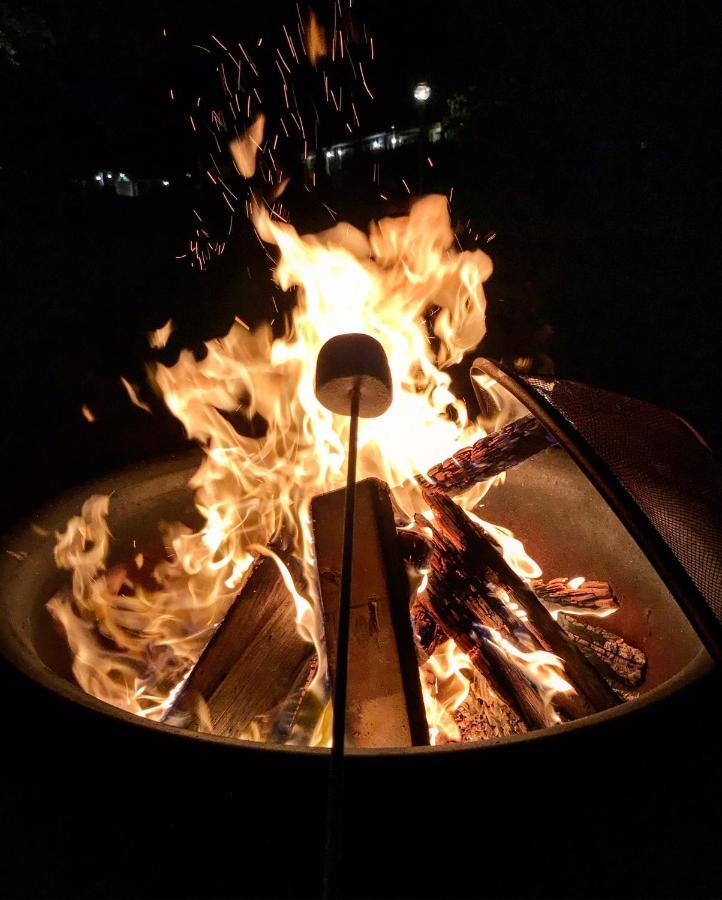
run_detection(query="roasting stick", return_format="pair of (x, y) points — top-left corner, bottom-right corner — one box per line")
(322, 380), (358, 900)
(314, 333), (393, 900)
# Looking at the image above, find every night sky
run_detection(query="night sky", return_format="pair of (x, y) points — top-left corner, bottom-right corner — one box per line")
(0, 0), (720, 520)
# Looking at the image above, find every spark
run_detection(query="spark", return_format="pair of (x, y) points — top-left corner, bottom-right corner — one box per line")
(276, 47), (292, 74)
(359, 62), (374, 99)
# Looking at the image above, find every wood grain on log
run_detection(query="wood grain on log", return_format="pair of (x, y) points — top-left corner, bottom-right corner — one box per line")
(559, 614), (647, 688)
(312, 478), (429, 748)
(165, 546), (315, 738)
(421, 415), (554, 496)
(532, 578), (619, 612)
(421, 489), (621, 718)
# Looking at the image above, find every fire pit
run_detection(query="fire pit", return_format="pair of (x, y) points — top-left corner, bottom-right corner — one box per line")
(0, 371), (714, 754)
(1, 197), (720, 758)
(0, 196), (720, 900)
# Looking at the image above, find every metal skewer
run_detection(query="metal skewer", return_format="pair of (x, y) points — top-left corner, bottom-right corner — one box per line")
(314, 333), (393, 899)
(322, 380), (359, 900)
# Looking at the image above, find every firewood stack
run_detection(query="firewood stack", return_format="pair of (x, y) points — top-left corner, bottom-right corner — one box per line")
(164, 413), (647, 745)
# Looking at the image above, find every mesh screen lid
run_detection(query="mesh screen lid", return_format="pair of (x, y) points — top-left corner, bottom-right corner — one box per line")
(472, 358), (722, 663)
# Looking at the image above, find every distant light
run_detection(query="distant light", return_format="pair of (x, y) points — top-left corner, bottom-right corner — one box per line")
(118, 172), (129, 182)
(326, 149), (333, 159)
(94, 173), (103, 183)
(371, 138), (383, 150)
(413, 81), (431, 103)
(390, 134), (398, 147)
(162, 179), (170, 186)
(106, 172), (113, 178)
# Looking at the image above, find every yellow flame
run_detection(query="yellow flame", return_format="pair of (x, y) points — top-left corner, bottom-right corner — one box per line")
(420, 639), (473, 745)
(148, 319), (174, 349)
(47, 146), (596, 745)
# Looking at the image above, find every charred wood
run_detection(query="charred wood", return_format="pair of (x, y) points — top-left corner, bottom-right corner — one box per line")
(417, 535), (550, 730)
(421, 488), (621, 718)
(558, 614), (647, 689)
(422, 415), (554, 496)
(532, 578), (619, 613)
(411, 600), (444, 658)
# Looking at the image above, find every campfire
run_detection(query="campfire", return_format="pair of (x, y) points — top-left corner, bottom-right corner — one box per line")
(45, 194), (651, 748)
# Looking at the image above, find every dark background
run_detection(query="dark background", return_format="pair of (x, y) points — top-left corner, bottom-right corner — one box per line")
(1, 0), (720, 526)
(0, 1), (720, 897)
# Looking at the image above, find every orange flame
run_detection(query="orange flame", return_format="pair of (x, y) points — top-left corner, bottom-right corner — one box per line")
(49, 190), (496, 743)
(306, 11), (327, 67)
(230, 113), (266, 178)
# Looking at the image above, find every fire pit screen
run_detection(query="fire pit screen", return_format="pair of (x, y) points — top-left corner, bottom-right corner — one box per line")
(482, 360), (722, 656)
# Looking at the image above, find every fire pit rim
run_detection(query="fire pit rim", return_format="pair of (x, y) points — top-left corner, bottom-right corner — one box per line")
(0, 451), (713, 757)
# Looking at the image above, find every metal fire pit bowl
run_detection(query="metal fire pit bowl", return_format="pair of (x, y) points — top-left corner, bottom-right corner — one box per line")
(0, 446), (711, 755)
(1, 420), (719, 899)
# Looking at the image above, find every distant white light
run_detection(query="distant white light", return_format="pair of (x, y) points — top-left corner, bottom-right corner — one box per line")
(372, 138), (383, 150)
(106, 172), (113, 178)
(390, 134), (398, 147)
(162, 179), (170, 186)
(413, 81), (431, 103)
(118, 172), (129, 182)
(94, 173), (103, 183)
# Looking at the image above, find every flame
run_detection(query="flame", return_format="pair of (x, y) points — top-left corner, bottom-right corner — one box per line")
(420, 639), (473, 745)
(483, 629), (574, 725)
(468, 511), (543, 581)
(149, 319), (174, 349)
(230, 113), (266, 178)
(49, 192), (496, 742)
(306, 11), (327, 67)
(120, 377), (152, 413)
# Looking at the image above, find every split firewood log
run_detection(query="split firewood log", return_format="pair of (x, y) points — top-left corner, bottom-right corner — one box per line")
(165, 543), (315, 739)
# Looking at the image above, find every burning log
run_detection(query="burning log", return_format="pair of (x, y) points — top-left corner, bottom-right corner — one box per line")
(417, 534), (551, 729)
(312, 477), (429, 747)
(422, 415), (554, 496)
(411, 601), (444, 658)
(421, 488), (621, 719)
(165, 545), (315, 739)
(559, 614), (647, 688)
(532, 577), (619, 612)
